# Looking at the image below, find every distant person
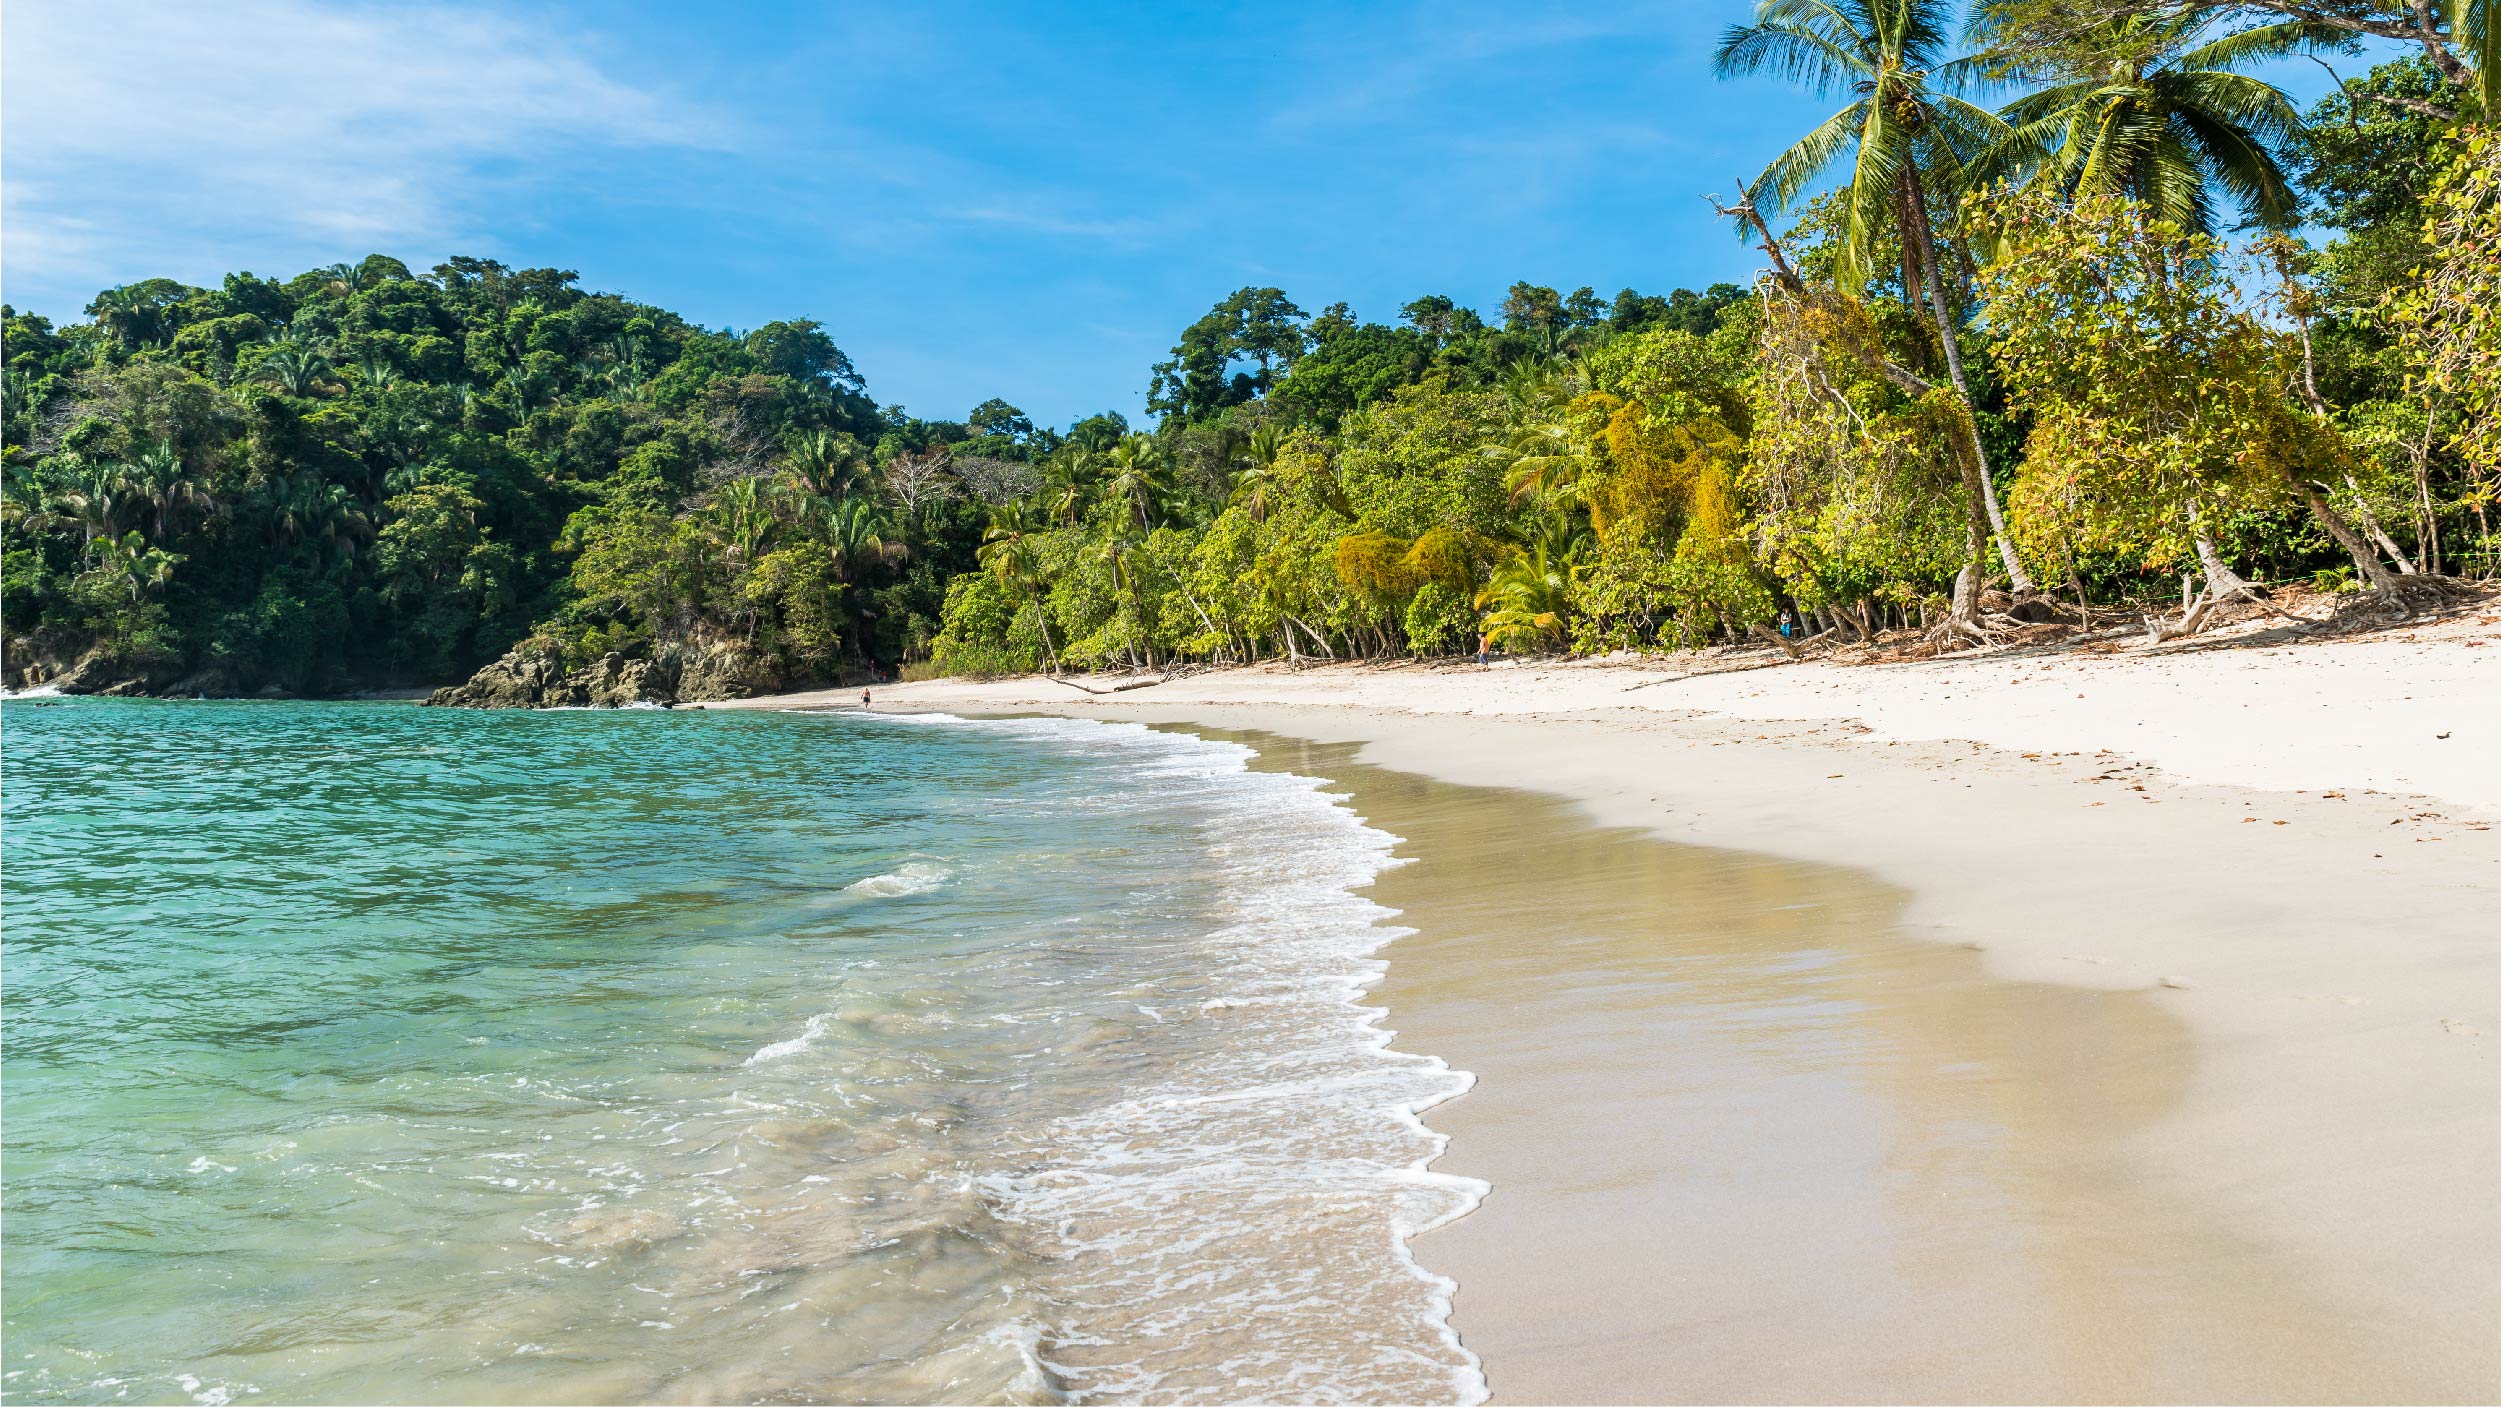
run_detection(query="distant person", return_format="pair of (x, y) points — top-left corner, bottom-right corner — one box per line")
(861, 689), (872, 710)
(1476, 631), (1491, 667)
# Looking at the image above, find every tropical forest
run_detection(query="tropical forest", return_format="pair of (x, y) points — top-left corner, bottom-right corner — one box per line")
(5, 0), (2496, 703)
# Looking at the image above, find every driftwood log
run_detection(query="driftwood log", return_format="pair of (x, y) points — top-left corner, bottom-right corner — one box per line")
(1047, 674), (1171, 696)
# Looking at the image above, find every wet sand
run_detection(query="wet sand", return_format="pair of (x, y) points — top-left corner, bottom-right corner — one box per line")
(719, 646), (2501, 1402)
(1215, 731), (2465, 1403)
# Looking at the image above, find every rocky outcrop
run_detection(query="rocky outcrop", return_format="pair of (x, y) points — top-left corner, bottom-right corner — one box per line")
(424, 635), (789, 709)
(424, 640), (572, 708)
(665, 636), (783, 703)
(6, 643), (187, 697)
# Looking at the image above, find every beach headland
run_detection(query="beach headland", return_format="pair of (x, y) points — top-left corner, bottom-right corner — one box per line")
(711, 617), (2501, 1401)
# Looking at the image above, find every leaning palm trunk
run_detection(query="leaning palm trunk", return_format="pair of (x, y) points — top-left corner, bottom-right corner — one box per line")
(1028, 594), (1061, 674)
(1903, 169), (2033, 593)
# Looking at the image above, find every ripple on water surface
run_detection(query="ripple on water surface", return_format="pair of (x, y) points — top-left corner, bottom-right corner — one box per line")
(0, 699), (1483, 1405)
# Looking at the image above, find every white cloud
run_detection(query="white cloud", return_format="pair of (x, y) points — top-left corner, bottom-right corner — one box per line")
(1263, 13), (1687, 131)
(1, 0), (717, 309)
(951, 203), (1163, 243)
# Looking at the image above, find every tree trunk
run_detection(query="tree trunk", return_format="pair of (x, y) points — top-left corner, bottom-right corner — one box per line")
(1901, 167), (2033, 593)
(2301, 485), (2408, 593)
(1944, 561), (1987, 640)
(1031, 596), (1061, 675)
(2192, 528), (2251, 599)
(2346, 487), (2418, 574)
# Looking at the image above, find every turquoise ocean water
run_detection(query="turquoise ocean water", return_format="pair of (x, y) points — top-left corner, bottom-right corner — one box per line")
(1, 700), (1482, 1405)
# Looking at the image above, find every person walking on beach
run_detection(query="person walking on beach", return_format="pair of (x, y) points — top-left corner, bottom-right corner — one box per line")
(861, 689), (871, 710)
(1476, 630), (1491, 667)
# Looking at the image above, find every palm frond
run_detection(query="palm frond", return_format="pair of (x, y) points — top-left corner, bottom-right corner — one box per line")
(2171, 105), (2299, 229)
(1754, 100), (1873, 212)
(2456, 0), (2497, 114)
(1715, 16), (1872, 95)
(2175, 18), (2352, 72)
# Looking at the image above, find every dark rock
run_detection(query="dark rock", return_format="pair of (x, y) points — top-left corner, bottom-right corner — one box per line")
(426, 640), (686, 709)
(165, 664), (245, 697)
(577, 652), (672, 709)
(665, 636), (784, 702)
(48, 648), (186, 697)
(425, 639), (579, 709)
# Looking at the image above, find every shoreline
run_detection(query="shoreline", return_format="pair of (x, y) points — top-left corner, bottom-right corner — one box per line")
(1207, 729), (2448, 1401)
(715, 628), (2501, 1398)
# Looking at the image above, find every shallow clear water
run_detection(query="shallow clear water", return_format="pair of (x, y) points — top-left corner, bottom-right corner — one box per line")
(1, 699), (1481, 1405)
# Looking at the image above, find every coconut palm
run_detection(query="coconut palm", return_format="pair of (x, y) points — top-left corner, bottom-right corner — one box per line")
(1493, 360), (1580, 439)
(1717, 0), (2004, 301)
(1499, 415), (1598, 513)
(1474, 539), (1575, 651)
(822, 496), (906, 581)
(785, 430), (870, 499)
(1040, 450), (1101, 526)
(979, 502), (1061, 670)
(1716, 0), (2033, 590)
(1100, 434), (1175, 531)
(1088, 530), (1161, 669)
(602, 335), (653, 398)
(1978, 12), (2331, 235)
(254, 327), (336, 396)
(497, 364), (547, 420)
(1227, 427), (1288, 521)
(712, 477), (777, 564)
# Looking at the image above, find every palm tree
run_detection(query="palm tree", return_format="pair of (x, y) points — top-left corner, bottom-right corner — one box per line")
(1100, 434), (1175, 531)
(1978, 12), (2328, 236)
(35, 458), (125, 548)
(497, 364), (547, 420)
(87, 286), (161, 352)
(254, 327), (335, 396)
(712, 477), (777, 564)
(87, 530), (180, 601)
(266, 474), (371, 561)
(603, 335), (652, 398)
(1474, 540), (1575, 651)
(822, 496), (905, 581)
(1089, 530), (1161, 669)
(813, 495), (906, 659)
(1040, 451), (1101, 526)
(784, 431), (869, 499)
(979, 502), (1060, 671)
(1499, 415), (1599, 513)
(1716, 0), (2034, 591)
(1227, 427), (1288, 522)
(109, 441), (215, 542)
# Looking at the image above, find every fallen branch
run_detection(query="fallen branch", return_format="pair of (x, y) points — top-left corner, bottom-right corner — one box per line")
(1621, 654), (1798, 691)
(1747, 623), (1803, 660)
(1046, 673), (1170, 696)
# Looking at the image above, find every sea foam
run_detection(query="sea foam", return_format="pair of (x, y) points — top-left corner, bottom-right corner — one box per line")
(842, 860), (949, 898)
(852, 712), (1489, 1405)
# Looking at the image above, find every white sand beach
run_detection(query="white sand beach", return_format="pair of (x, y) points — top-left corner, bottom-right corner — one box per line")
(716, 613), (2501, 1400)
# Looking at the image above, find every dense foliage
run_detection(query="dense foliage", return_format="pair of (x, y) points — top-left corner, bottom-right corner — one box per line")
(1, 256), (1071, 693)
(4, 10), (2493, 695)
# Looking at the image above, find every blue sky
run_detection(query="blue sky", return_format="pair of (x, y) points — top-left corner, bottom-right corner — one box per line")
(3, 1), (2369, 430)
